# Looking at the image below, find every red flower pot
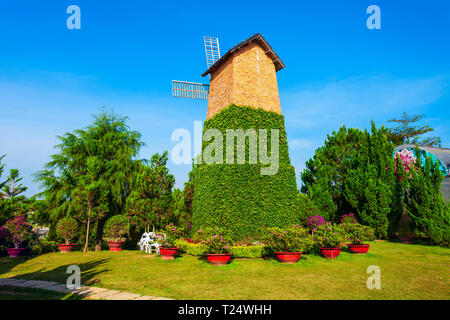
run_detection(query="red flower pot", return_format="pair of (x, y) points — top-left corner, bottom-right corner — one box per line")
(319, 247), (341, 259)
(347, 244), (370, 254)
(57, 244), (77, 253)
(159, 247), (179, 260)
(205, 253), (232, 265)
(6, 248), (27, 258)
(275, 252), (302, 263)
(107, 241), (125, 251)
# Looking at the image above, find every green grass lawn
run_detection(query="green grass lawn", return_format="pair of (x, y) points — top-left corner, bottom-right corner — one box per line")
(0, 241), (448, 300)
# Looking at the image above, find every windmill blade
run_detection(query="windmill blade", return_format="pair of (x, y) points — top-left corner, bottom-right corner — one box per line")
(172, 80), (209, 100)
(204, 36), (221, 69)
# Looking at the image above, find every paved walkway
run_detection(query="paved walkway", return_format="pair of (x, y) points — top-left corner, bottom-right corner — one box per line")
(0, 278), (173, 300)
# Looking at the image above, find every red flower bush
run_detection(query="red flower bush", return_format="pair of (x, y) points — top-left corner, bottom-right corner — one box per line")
(3, 216), (32, 248)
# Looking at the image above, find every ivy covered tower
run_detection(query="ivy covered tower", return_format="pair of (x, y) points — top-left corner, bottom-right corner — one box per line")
(193, 34), (300, 240)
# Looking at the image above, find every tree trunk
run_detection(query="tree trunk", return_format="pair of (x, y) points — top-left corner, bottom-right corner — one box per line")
(95, 218), (105, 251)
(83, 208), (91, 252)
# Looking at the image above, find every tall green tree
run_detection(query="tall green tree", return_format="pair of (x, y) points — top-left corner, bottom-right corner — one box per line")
(35, 110), (144, 251)
(301, 122), (395, 238)
(387, 112), (441, 147)
(407, 147), (449, 246)
(125, 151), (175, 232)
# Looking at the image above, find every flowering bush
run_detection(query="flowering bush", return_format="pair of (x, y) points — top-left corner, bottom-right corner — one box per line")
(340, 213), (358, 225)
(199, 228), (230, 254)
(265, 225), (314, 253)
(161, 223), (185, 247)
(192, 226), (231, 244)
(56, 218), (78, 244)
(104, 215), (128, 242)
(3, 216), (32, 248)
(341, 223), (375, 245)
(313, 223), (346, 248)
(307, 215), (326, 231)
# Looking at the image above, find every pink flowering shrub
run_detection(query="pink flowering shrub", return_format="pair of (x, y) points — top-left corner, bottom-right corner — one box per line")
(197, 227), (230, 254)
(162, 223), (185, 247)
(394, 148), (416, 177)
(56, 218), (78, 244)
(265, 225), (314, 253)
(307, 215), (326, 231)
(3, 216), (32, 248)
(313, 223), (346, 248)
(340, 213), (358, 224)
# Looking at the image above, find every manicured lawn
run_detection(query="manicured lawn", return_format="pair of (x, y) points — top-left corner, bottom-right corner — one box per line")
(0, 241), (448, 300)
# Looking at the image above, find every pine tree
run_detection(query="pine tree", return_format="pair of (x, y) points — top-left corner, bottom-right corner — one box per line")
(407, 147), (449, 246)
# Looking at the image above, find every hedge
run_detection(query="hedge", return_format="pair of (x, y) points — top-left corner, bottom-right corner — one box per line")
(193, 104), (301, 241)
(174, 240), (272, 258)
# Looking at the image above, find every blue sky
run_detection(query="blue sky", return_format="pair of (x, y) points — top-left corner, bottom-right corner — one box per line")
(0, 0), (449, 196)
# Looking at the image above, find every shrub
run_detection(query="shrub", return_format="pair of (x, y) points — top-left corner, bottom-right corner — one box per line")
(193, 105), (301, 241)
(3, 216), (32, 248)
(31, 237), (58, 255)
(265, 225), (314, 253)
(306, 215), (326, 231)
(104, 215), (128, 242)
(340, 213), (358, 224)
(174, 239), (208, 256)
(340, 223), (375, 244)
(56, 218), (78, 244)
(230, 245), (273, 258)
(161, 224), (185, 247)
(200, 229), (231, 254)
(313, 223), (346, 248)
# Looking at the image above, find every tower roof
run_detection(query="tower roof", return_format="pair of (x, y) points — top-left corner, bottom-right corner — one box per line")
(201, 33), (285, 77)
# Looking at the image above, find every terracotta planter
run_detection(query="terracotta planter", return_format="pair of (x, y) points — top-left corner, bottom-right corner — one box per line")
(347, 244), (370, 254)
(159, 247), (179, 260)
(57, 244), (77, 253)
(275, 252), (302, 263)
(205, 253), (232, 265)
(107, 240), (125, 251)
(319, 247), (341, 259)
(6, 248), (27, 258)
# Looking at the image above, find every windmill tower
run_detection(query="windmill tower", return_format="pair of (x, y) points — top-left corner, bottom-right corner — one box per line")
(172, 33), (285, 119)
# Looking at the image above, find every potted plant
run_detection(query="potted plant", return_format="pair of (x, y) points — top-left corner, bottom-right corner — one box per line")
(202, 228), (232, 265)
(313, 223), (346, 259)
(55, 218), (78, 253)
(104, 215), (128, 251)
(159, 224), (183, 260)
(265, 225), (313, 263)
(3, 216), (32, 257)
(341, 222), (375, 254)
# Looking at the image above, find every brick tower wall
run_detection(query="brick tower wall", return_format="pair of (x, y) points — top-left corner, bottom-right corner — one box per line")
(206, 42), (282, 119)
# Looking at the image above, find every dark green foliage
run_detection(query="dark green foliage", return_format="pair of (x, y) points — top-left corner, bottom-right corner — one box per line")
(125, 151), (175, 232)
(35, 110), (144, 251)
(407, 148), (450, 246)
(193, 104), (300, 241)
(301, 122), (395, 238)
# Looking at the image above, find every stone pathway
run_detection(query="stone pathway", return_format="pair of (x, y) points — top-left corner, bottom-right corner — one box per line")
(0, 278), (173, 300)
